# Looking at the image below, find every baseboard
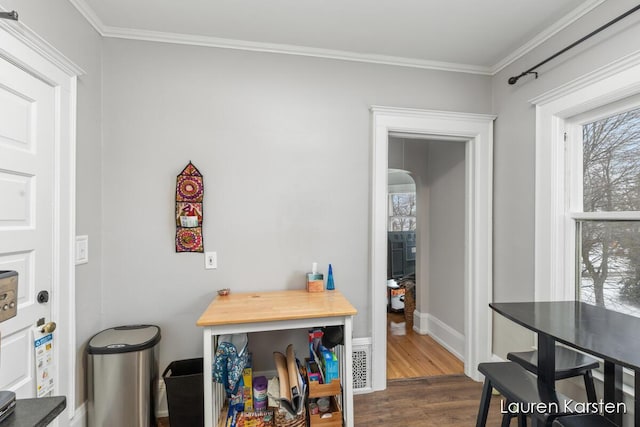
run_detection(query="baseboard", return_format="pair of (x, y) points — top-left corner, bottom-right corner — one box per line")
(75, 378), (194, 422)
(156, 378), (168, 418)
(415, 311), (464, 361)
(70, 402), (86, 427)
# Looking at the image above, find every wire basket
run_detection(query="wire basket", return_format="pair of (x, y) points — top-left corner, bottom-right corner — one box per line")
(400, 278), (416, 330)
(274, 406), (306, 427)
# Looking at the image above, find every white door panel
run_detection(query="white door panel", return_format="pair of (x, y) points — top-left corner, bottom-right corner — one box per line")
(0, 85), (32, 149)
(0, 250), (35, 307)
(0, 172), (33, 225)
(0, 325), (33, 396)
(0, 52), (55, 399)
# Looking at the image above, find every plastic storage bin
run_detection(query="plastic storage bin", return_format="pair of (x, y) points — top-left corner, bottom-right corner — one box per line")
(87, 325), (161, 427)
(162, 357), (204, 427)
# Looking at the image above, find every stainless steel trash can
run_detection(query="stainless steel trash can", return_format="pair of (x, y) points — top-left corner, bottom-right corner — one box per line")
(87, 325), (161, 427)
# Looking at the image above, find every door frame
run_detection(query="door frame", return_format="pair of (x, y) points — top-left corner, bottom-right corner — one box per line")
(0, 17), (83, 419)
(369, 106), (494, 389)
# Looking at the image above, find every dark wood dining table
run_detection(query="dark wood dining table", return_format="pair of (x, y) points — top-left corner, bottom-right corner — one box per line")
(491, 301), (640, 426)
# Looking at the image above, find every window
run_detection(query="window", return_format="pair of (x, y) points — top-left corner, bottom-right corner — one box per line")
(534, 56), (640, 390)
(388, 192), (416, 231)
(569, 105), (640, 315)
(533, 56), (640, 306)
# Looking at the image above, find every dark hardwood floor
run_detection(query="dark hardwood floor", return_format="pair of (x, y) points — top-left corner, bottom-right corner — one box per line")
(354, 375), (505, 426)
(158, 375), (504, 426)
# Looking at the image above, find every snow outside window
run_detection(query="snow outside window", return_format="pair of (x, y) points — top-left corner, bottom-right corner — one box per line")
(570, 105), (640, 316)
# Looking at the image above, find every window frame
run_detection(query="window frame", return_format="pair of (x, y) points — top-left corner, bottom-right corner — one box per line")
(533, 55), (640, 302)
(565, 97), (640, 303)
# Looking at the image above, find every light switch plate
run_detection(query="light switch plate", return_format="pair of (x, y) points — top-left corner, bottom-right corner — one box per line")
(205, 252), (217, 269)
(75, 235), (89, 265)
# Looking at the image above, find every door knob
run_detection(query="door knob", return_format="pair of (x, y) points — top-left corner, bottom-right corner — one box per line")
(41, 321), (56, 333)
(37, 290), (49, 303)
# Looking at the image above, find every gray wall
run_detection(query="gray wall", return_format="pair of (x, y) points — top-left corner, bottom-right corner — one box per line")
(389, 138), (465, 335)
(101, 38), (491, 373)
(424, 141), (465, 334)
(492, 0), (640, 355)
(0, 0), (104, 406)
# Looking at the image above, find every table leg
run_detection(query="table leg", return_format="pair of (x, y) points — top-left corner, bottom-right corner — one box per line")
(635, 369), (640, 427)
(203, 328), (213, 427)
(343, 316), (354, 427)
(537, 333), (556, 399)
(603, 361), (623, 426)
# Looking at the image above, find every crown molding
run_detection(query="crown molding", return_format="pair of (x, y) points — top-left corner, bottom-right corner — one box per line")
(102, 25), (493, 75)
(67, 0), (106, 36)
(66, 0), (492, 75)
(490, 0), (605, 74)
(66, 0), (604, 77)
(0, 5), (85, 76)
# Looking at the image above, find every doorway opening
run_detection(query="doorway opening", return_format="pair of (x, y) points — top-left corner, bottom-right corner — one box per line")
(386, 136), (466, 380)
(370, 106), (495, 391)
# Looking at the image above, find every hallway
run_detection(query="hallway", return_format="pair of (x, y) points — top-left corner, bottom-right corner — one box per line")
(387, 312), (464, 379)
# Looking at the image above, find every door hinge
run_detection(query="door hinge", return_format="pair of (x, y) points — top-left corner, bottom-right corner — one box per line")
(563, 132), (568, 142)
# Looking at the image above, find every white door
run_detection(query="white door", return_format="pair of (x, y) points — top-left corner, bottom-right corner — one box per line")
(0, 54), (56, 398)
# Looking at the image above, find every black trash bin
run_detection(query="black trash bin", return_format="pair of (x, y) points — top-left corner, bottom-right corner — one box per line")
(163, 358), (204, 427)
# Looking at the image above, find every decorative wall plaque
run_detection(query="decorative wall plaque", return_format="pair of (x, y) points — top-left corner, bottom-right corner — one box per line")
(175, 162), (204, 252)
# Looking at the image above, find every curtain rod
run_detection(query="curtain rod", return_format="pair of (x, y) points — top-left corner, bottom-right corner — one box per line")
(508, 3), (640, 85)
(0, 11), (18, 21)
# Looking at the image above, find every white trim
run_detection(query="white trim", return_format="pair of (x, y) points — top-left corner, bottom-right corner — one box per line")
(491, 354), (505, 363)
(66, 0), (603, 76)
(352, 337), (372, 348)
(414, 311), (464, 362)
(69, 403), (86, 427)
(490, 0), (605, 74)
(156, 379), (168, 419)
(0, 20), (80, 421)
(0, 9), (85, 77)
(103, 26), (492, 75)
(370, 106), (494, 390)
(571, 211), (640, 221)
(533, 54), (640, 302)
(530, 50), (640, 106)
(66, 0), (106, 36)
(388, 131), (469, 142)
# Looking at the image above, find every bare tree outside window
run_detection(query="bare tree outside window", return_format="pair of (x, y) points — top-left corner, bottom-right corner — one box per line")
(388, 193), (416, 231)
(579, 107), (640, 314)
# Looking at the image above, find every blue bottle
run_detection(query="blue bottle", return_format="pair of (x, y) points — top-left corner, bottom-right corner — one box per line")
(327, 264), (335, 290)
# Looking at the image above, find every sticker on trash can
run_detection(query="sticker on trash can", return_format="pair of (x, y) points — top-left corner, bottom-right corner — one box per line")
(34, 332), (55, 397)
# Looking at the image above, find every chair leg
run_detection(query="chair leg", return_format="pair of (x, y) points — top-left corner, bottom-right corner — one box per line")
(501, 409), (527, 427)
(501, 411), (513, 427)
(517, 413), (527, 427)
(476, 379), (493, 427)
(583, 370), (597, 403)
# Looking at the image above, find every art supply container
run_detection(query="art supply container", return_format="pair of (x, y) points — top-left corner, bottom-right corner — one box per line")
(253, 375), (268, 410)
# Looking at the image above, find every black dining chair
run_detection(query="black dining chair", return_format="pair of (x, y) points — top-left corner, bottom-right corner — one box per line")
(476, 362), (577, 427)
(500, 346), (600, 426)
(507, 346), (599, 403)
(552, 414), (617, 426)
